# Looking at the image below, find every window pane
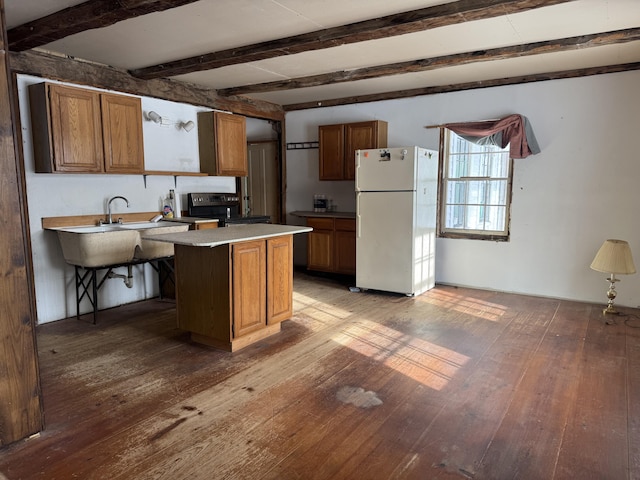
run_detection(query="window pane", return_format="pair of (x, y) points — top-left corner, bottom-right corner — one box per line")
(490, 152), (510, 177)
(445, 180), (467, 204)
(448, 155), (467, 178)
(466, 180), (486, 205)
(466, 205), (483, 229)
(468, 155), (488, 177)
(482, 205), (506, 231)
(444, 205), (465, 228)
(486, 180), (508, 204)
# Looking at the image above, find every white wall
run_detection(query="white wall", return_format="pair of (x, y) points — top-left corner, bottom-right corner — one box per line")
(285, 70), (640, 308)
(18, 74), (274, 324)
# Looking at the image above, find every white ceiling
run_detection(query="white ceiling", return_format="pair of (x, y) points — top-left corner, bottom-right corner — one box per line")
(5, 0), (640, 107)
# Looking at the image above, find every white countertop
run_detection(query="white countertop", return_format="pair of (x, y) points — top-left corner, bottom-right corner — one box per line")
(143, 223), (312, 247)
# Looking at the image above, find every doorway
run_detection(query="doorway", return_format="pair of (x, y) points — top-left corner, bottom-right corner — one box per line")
(240, 141), (281, 223)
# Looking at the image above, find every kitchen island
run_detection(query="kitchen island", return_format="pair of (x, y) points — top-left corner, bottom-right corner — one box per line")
(147, 224), (312, 351)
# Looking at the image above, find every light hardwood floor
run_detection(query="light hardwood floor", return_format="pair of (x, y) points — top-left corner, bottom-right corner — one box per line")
(1, 271), (639, 479)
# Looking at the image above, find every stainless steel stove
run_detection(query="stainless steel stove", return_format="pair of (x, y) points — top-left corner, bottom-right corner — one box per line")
(187, 193), (271, 227)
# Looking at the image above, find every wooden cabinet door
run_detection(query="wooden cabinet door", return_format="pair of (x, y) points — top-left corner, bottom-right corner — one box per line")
(198, 111), (248, 176)
(267, 235), (293, 324)
(232, 240), (266, 338)
(334, 219), (356, 274)
(318, 124), (344, 180)
(215, 112), (247, 176)
(48, 84), (104, 172)
(101, 93), (144, 173)
(307, 217), (334, 271)
(344, 121), (388, 180)
(307, 229), (333, 271)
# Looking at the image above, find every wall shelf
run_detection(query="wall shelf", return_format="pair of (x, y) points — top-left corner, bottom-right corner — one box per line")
(142, 170), (208, 187)
(286, 141), (319, 150)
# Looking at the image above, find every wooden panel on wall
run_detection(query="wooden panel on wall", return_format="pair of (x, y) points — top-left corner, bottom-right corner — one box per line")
(10, 49), (285, 122)
(0, 0), (43, 446)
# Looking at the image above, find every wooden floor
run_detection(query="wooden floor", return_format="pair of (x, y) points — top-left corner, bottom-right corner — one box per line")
(1, 271), (640, 479)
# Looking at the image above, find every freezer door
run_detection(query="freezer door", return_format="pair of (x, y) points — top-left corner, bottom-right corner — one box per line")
(355, 147), (418, 192)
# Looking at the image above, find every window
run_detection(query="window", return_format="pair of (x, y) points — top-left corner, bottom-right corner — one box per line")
(439, 129), (512, 240)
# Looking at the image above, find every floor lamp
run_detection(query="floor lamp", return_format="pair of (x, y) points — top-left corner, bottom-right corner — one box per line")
(590, 239), (636, 318)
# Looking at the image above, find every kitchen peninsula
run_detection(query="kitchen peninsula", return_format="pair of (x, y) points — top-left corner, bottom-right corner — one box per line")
(147, 224), (311, 351)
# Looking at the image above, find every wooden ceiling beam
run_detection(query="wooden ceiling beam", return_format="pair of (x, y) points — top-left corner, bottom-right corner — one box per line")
(129, 0), (575, 80)
(219, 27), (640, 96)
(282, 62), (640, 111)
(8, 0), (201, 52)
(8, 50), (284, 121)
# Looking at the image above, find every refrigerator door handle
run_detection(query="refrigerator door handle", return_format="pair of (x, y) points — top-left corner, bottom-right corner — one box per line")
(355, 152), (360, 192)
(356, 194), (361, 238)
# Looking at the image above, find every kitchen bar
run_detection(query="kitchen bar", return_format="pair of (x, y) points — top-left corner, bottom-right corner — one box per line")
(146, 224), (311, 351)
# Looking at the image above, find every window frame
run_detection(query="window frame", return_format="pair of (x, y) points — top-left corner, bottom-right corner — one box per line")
(437, 128), (513, 241)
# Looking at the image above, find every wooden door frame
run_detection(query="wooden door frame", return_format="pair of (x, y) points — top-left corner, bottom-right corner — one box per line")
(0, 0), (44, 445)
(236, 119), (286, 225)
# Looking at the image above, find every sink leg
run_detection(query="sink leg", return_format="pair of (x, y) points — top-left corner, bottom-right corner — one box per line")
(75, 266), (80, 321)
(75, 267), (99, 324)
(92, 269), (98, 324)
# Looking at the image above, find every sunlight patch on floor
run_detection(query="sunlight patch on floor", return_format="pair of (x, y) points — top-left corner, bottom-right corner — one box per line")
(294, 291), (353, 324)
(417, 289), (507, 322)
(332, 319), (469, 390)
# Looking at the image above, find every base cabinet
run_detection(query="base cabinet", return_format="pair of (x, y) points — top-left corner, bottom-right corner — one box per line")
(175, 235), (293, 351)
(306, 217), (355, 275)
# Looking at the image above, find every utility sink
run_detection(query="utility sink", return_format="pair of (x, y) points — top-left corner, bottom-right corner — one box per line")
(50, 221), (189, 268)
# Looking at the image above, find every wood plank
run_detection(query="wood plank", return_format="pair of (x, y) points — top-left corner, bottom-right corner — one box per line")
(384, 294), (560, 478)
(283, 62), (640, 111)
(1, 276), (639, 478)
(473, 301), (591, 479)
(0, 0), (42, 445)
(8, 0), (203, 51)
(9, 50), (285, 121)
(130, 0), (574, 79)
(626, 313), (640, 480)
(42, 211), (161, 228)
(554, 311), (628, 478)
(220, 28), (640, 96)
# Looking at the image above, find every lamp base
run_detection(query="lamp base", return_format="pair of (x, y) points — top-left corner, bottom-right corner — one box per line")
(602, 305), (620, 324)
(602, 275), (621, 323)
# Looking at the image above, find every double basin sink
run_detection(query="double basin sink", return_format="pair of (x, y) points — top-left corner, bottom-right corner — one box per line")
(50, 221), (189, 268)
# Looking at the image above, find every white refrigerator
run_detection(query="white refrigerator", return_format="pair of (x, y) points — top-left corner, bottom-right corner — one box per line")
(355, 146), (438, 296)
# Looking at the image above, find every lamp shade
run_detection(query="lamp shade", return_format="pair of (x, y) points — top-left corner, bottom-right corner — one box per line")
(590, 239), (636, 274)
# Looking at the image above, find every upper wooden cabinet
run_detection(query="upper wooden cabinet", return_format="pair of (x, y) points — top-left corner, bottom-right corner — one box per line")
(318, 120), (387, 181)
(29, 82), (144, 174)
(100, 93), (145, 174)
(198, 111), (248, 176)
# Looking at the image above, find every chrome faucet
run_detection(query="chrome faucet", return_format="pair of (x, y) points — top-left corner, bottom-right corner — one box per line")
(107, 196), (130, 224)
